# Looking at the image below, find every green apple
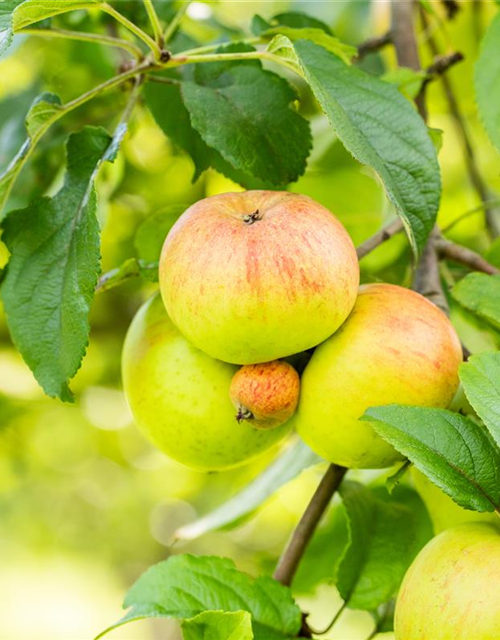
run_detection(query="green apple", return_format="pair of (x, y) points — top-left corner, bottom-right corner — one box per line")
(412, 468), (498, 532)
(159, 191), (359, 364)
(122, 295), (292, 471)
(296, 283), (463, 468)
(229, 360), (300, 430)
(395, 523), (500, 639)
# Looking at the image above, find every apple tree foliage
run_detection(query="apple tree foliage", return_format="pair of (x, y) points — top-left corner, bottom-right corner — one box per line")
(0, 2), (500, 639)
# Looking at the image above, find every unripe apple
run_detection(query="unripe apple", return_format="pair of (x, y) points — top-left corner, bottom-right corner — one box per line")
(395, 523), (500, 639)
(121, 295), (292, 471)
(159, 191), (359, 364)
(296, 283), (462, 468)
(229, 360), (300, 430)
(412, 468), (498, 533)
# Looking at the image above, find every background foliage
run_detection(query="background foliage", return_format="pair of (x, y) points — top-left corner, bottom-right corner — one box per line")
(1, 1), (500, 639)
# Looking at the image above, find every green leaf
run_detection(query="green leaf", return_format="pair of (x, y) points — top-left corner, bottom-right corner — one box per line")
(134, 205), (186, 262)
(181, 47), (311, 186)
(385, 460), (412, 495)
(0, 0), (23, 56)
(475, 13), (500, 153)
(182, 611), (253, 640)
(12, 0), (100, 31)
(452, 273), (500, 330)
(0, 0), (100, 58)
(98, 555), (302, 640)
(272, 11), (333, 34)
(366, 405), (500, 513)
(266, 35), (303, 76)
(144, 80), (210, 181)
(336, 482), (432, 610)
(264, 27), (356, 64)
(0, 92), (63, 217)
(460, 351), (500, 448)
(294, 39), (441, 257)
(1, 126), (115, 401)
(175, 438), (321, 541)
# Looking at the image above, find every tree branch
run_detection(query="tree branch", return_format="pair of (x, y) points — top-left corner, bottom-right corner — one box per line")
(356, 31), (392, 60)
(413, 231), (449, 314)
(391, 0), (426, 118)
(420, 7), (500, 238)
(356, 218), (404, 259)
(435, 238), (500, 275)
(273, 464), (347, 587)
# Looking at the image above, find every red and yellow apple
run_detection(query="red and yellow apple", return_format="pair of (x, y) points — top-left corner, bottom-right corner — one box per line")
(395, 523), (500, 639)
(229, 360), (300, 430)
(159, 191), (359, 364)
(296, 283), (463, 468)
(121, 295), (293, 471)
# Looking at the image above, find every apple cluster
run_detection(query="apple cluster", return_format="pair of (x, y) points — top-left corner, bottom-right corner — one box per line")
(122, 190), (463, 473)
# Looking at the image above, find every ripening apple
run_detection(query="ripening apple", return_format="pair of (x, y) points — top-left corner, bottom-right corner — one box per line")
(412, 468), (498, 533)
(296, 283), (463, 468)
(121, 295), (293, 471)
(395, 523), (500, 639)
(159, 191), (359, 364)
(229, 360), (300, 430)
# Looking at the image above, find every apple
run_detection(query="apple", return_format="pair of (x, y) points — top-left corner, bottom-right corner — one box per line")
(121, 295), (293, 471)
(229, 360), (300, 430)
(159, 191), (359, 364)
(296, 283), (463, 468)
(395, 522), (500, 639)
(412, 468), (498, 533)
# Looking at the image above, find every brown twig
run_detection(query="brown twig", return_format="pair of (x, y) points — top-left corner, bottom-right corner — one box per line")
(391, 0), (426, 118)
(413, 230), (450, 314)
(441, 0), (460, 20)
(435, 238), (500, 275)
(273, 464), (347, 587)
(420, 7), (500, 238)
(356, 218), (404, 259)
(356, 31), (392, 60)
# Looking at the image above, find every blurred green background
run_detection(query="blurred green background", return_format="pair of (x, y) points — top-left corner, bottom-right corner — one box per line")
(1, 1), (499, 638)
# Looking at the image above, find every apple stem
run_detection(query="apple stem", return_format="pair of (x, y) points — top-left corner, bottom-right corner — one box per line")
(236, 406), (254, 423)
(243, 209), (262, 225)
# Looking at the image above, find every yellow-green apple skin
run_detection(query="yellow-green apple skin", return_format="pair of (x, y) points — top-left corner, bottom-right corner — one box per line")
(412, 468), (498, 533)
(159, 191), (359, 364)
(229, 360), (300, 430)
(296, 283), (463, 468)
(395, 523), (500, 639)
(121, 295), (292, 471)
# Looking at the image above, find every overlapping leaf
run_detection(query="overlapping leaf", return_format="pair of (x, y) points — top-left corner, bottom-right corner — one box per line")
(366, 405), (500, 512)
(293, 39), (441, 257)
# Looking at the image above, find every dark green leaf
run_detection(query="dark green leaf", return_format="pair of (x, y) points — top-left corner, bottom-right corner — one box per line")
(272, 12), (333, 34)
(475, 13), (500, 153)
(175, 438), (321, 541)
(182, 611), (253, 640)
(294, 39), (441, 257)
(452, 273), (500, 330)
(460, 351), (500, 448)
(181, 47), (311, 186)
(1, 126), (114, 400)
(98, 555), (302, 640)
(366, 405), (500, 512)
(336, 482), (432, 610)
(144, 79), (210, 181)
(0, 92), (63, 216)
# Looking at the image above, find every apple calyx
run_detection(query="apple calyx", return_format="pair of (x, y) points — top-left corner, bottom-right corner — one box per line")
(236, 405), (254, 423)
(243, 209), (262, 225)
